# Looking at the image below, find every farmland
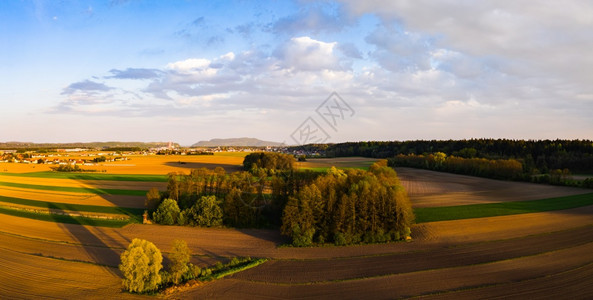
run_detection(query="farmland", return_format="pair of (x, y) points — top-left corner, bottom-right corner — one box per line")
(1, 155), (593, 298)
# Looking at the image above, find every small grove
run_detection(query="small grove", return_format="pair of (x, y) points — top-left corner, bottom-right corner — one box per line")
(119, 238), (265, 294)
(146, 152), (414, 246)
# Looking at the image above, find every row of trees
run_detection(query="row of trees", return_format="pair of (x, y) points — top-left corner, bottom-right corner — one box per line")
(281, 162), (413, 246)
(151, 196), (223, 227)
(242, 152), (296, 171)
(292, 139), (593, 174)
(148, 166), (321, 228)
(388, 153), (524, 180)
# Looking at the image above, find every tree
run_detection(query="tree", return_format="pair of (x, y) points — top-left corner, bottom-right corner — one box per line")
(169, 239), (191, 284)
(145, 187), (161, 212)
(167, 173), (180, 201)
(152, 198), (181, 225)
(119, 238), (163, 293)
(184, 195), (223, 227)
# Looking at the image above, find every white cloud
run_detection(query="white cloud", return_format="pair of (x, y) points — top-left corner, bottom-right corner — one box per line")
(275, 36), (341, 71)
(166, 58), (212, 72)
(341, 0), (593, 91)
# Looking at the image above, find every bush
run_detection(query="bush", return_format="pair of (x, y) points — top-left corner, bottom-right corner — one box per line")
(152, 198), (181, 225)
(334, 233), (347, 246)
(169, 239), (191, 284)
(119, 238), (163, 293)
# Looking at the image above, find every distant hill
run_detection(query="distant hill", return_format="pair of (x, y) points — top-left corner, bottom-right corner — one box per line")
(191, 138), (285, 147)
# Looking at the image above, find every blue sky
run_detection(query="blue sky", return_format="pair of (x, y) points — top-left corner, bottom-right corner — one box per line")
(1, 0), (592, 145)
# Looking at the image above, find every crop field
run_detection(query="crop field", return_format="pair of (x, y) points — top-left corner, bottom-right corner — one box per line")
(295, 156), (378, 171)
(1, 155), (593, 298)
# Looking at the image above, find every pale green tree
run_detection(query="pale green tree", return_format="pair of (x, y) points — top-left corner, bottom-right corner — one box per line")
(119, 238), (163, 293)
(169, 239), (191, 284)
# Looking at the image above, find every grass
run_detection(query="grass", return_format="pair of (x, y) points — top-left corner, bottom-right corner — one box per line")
(211, 258), (268, 280)
(0, 181), (148, 196)
(414, 192), (593, 223)
(0, 206), (133, 227)
(0, 195), (144, 217)
(0, 171), (167, 182)
(298, 166), (375, 172)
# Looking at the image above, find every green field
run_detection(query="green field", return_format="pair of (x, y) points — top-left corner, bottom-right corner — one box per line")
(0, 206), (133, 227)
(0, 171), (167, 182)
(414, 193), (593, 223)
(0, 195), (144, 216)
(0, 181), (148, 196)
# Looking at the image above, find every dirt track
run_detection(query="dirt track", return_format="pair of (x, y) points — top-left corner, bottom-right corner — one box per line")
(2, 165), (593, 298)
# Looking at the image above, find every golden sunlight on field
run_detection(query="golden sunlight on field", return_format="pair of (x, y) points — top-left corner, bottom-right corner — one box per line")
(1, 155), (592, 298)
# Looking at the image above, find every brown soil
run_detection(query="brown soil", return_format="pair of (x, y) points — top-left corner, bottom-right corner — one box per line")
(231, 225), (593, 283)
(396, 167), (591, 207)
(174, 241), (593, 299)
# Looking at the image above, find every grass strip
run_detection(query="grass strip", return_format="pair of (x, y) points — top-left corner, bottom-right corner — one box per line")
(0, 195), (144, 216)
(0, 171), (167, 182)
(212, 258), (268, 280)
(0, 206), (132, 227)
(0, 180), (147, 196)
(414, 192), (593, 223)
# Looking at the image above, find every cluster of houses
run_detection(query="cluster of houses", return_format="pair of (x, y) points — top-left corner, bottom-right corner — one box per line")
(0, 151), (129, 166)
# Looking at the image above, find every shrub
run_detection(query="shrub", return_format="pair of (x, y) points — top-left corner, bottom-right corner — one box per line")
(152, 198), (181, 225)
(119, 238), (163, 293)
(334, 233), (347, 246)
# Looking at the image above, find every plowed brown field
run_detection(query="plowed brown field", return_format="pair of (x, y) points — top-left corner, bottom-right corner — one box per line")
(2, 160), (593, 299)
(397, 167), (590, 207)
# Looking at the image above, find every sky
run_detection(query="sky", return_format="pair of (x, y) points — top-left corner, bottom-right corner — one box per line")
(1, 0), (592, 146)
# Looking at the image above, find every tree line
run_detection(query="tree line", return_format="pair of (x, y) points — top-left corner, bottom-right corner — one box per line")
(292, 139), (593, 173)
(146, 153), (414, 246)
(388, 153), (524, 180)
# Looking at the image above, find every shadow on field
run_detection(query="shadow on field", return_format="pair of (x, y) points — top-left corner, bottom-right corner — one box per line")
(164, 161), (242, 173)
(48, 203), (122, 277)
(237, 228), (288, 246)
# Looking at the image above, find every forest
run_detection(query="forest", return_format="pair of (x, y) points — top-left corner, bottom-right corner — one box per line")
(292, 139), (593, 172)
(147, 153), (413, 246)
